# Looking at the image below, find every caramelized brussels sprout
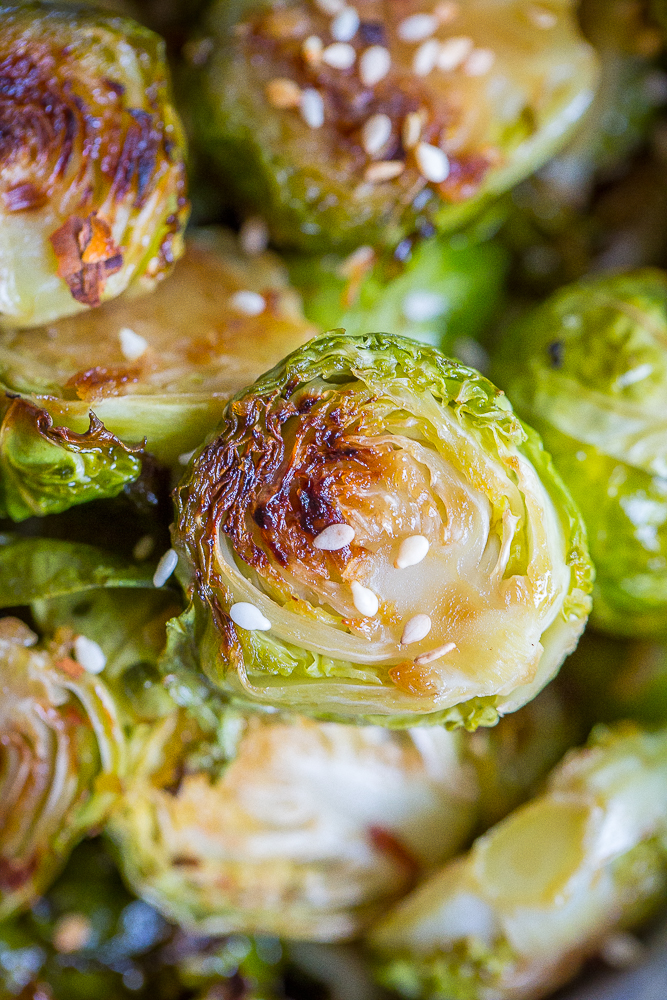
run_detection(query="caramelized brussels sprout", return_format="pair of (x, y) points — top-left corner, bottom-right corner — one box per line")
(173, 332), (592, 728)
(186, 0), (598, 252)
(369, 724), (667, 1000)
(0, 615), (125, 920)
(0, 1), (189, 328)
(0, 228), (317, 469)
(494, 269), (667, 637)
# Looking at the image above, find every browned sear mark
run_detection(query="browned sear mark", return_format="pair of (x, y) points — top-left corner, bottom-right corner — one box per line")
(2, 182), (47, 212)
(50, 213), (123, 307)
(66, 364), (141, 402)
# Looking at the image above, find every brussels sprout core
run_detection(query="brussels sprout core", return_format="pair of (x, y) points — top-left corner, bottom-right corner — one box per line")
(174, 333), (592, 727)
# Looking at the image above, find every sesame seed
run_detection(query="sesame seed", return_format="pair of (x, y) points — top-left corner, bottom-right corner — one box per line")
(599, 933), (645, 969)
(414, 641), (456, 665)
(153, 548), (178, 588)
(526, 4), (558, 29)
(437, 35), (473, 71)
(229, 602), (271, 631)
(415, 142), (450, 183)
(397, 13), (438, 42)
(413, 38), (440, 76)
(301, 87), (325, 128)
(178, 449), (197, 465)
(53, 913), (93, 954)
(331, 6), (359, 41)
(359, 45), (391, 86)
(361, 113), (392, 156)
(351, 581), (379, 616)
(401, 613), (432, 645)
(402, 111), (423, 149)
(132, 534), (154, 561)
(313, 523), (355, 550)
(402, 291), (446, 323)
(265, 77), (302, 109)
(229, 290), (266, 315)
(73, 635), (106, 674)
(435, 1), (459, 22)
(339, 244), (375, 278)
(239, 216), (269, 256)
(302, 35), (324, 64)
(118, 326), (147, 361)
(364, 160), (405, 182)
(314, 0), (344, 13)
(395, 534), (430, 568)
(464, 48), (496, 76)
(322, 42), (356, 68)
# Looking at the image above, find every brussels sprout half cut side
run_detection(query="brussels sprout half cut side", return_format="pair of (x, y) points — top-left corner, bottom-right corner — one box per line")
(173, 332), (592, 728)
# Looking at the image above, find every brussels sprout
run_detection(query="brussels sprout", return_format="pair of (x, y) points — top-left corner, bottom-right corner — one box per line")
(494, 269), (667, 637)
(107, 701), (481, 940)
(0, 616), (125, 920)
(0, 1), (189, 329)
(0, 228), (317, 468)
(185, 0), (598, 252)
(173, 332), (592, 727)
(368, 724), (667, 1000)
(288, 224), (508, 358)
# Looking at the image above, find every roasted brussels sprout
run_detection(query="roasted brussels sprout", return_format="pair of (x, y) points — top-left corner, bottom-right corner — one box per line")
(173, 332), (592, 728)
(0, 1), (189, 328)
(186, 0), (598, 252)
(369, 724), (667, 1000)
(494, 269), (667, 637)
(0, 228), (317, 473)
(107, 701), (480, 940)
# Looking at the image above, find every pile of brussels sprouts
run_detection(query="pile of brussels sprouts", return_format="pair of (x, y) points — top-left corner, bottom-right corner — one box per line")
(3, 1), (667, 999)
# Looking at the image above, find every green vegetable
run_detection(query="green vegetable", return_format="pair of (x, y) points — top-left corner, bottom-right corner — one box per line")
(173, 331), (592, 727)
(369, 724), (667, 1000)
(494, 268), (667, 636)
(0, 397), (142, 522)
(0, 1), (189, 328)
(0, 228), (317, 467)
(185, 0), (598, 252)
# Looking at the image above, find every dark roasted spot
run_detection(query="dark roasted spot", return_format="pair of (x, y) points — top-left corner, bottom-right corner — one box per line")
(548, 340), (564, 369)
(359, 21), (387, 45)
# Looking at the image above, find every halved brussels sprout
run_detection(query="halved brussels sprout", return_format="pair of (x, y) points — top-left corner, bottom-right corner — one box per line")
(173, 332), (592, 727)
(0, 615), (125, 920)
(186, 0), (598, 252)
(0, 1), (189, 328)
(369, 724), (667, 1000)
(494, 269), (667, 637)
(107, 701), (480, 941)
(0, 228), (317, 469)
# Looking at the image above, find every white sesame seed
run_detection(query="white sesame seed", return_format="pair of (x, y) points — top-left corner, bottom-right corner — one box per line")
(599, 933), (645, 970)
(74, 635), (106, 674)
(118, 327), (147, 361)
(437, 35), (473, 71)
(322, 42), (356, 68)
(412, 38), (440, 76)
(314, 0), (344, 14)
(395, 534), (430, 568)
(414, 641), (456, 665)
(397, 13), (438, 42)
(402, 111), (422, 150)
(364, 160), (405, 182)
(153, 548), (178, 588)
(339, 244), (375, 278)
(351, 581), (379, 616)
(132, 534), (154, 561)
(229, 602), (271, 631)
(302, 35), (324, 65)
(301, 88), (325, 128)
(361, 113), (392, 156)
(313, 523), (355, 550)
(331, 6), (359, 41)
(526, 4), (558, 29)
(401, 613), (432, 645)
(359, 45), (391, 86)
(415, 142), (450, 183)
(265, 77), (302, 108)
(402, 291), (447, 323)
(435, 1), (459, 23)
(464, 48), (496, 76)
(239, 216), (269, 256)
(229, 290), (266, 315)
